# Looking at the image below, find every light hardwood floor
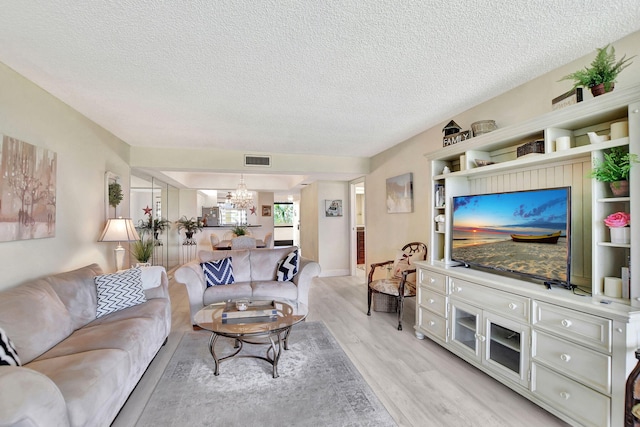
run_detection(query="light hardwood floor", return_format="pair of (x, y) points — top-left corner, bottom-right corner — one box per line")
(113, 272), (570, 427)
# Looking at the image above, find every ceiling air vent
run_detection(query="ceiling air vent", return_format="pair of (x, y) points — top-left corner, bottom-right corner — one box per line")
(244, 155), (271, 167)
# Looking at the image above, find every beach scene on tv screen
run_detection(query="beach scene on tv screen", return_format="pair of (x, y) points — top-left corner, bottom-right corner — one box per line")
(452, 188), (569, 282)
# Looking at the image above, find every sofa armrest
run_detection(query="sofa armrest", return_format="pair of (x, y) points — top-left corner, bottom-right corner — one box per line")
(174, 261), (207, 325)
(0, 366), (70, 427)
(142, 266), (170, 300)
(292, 257), (321, 306)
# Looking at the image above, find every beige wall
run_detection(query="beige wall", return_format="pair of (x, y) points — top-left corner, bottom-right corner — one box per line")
(0, 62), (132, 290)
(365, 30), (640, 270)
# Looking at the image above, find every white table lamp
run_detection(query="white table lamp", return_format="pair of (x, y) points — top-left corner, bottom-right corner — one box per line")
(99, 217), (140, 271)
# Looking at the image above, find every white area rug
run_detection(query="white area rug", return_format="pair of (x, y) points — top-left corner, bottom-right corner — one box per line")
(136, 321), (396, 426)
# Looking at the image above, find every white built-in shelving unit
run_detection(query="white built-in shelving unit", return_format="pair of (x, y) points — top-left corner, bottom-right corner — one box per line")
(416, 85), (640, 427)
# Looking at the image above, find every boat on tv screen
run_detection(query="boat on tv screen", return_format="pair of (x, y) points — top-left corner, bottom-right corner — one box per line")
(451, 187), (570, 284)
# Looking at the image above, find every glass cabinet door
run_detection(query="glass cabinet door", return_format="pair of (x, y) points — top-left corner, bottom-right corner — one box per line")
(450, 300), (481, 361)
(483, 312), (530, 387)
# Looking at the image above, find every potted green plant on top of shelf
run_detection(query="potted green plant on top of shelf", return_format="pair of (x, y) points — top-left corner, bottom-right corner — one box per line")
(175, 216), (203, 239)
(590, 146), (638, 196)
(560, 44), (635, 97)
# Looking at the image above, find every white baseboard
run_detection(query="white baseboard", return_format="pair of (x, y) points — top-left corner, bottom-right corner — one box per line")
(319, 269), (350, 277)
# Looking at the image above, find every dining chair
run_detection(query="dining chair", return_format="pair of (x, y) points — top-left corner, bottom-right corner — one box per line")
(210, 234), (220, 250)
(263, 232), (273, 248)
(231, 236), (257, 249)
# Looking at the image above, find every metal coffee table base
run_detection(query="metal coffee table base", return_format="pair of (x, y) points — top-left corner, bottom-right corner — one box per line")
(207, 327), (293, 378)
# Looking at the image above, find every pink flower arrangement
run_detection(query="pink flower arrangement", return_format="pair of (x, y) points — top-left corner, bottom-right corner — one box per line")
(604, 211), (630, 228)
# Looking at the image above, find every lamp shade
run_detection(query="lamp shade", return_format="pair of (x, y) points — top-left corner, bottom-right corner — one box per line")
(99, 217), (140, 242)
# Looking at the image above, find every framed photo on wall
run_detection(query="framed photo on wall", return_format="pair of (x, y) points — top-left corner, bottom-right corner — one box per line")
(325, 199), (342, 217)
(262, 205), (272, 216)
(386, 172), (413, 213)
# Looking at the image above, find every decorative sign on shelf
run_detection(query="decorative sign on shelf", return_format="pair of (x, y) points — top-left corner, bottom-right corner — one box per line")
(551, 88), (583, 110)
(443, 130), (471, 147)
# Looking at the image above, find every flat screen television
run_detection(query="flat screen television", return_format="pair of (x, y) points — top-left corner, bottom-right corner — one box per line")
(451, 187), (571, 288)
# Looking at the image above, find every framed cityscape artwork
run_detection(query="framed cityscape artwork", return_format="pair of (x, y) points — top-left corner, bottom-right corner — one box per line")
(0, 135), (57, 241)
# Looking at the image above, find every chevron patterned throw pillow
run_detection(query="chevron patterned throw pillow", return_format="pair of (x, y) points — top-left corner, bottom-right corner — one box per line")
(277, 249), (299, 281)
(95, 268), (147, 318)
(0, 327), (21, 366)
(201, 257), (234, 287)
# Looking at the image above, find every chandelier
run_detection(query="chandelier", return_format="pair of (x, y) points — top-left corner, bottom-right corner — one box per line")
(230, 174), (253, 209)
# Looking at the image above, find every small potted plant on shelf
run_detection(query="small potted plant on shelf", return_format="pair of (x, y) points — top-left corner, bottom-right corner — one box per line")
(560, 44), (635, 97)
(604, 211), (630, 244)
(589, 146), (638, 196)
(130, 238), (154, 266)
(175, 216), (203, 240)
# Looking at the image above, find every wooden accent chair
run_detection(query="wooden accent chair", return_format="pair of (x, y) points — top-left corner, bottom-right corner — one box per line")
(367, 242), (427, 331)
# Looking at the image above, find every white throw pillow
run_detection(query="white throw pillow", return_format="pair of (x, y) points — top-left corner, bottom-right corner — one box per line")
(95, 268), (147, 318)
(392, 249), (423, 283)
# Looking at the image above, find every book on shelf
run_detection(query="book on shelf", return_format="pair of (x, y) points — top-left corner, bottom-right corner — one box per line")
(222, 300), (277, 319)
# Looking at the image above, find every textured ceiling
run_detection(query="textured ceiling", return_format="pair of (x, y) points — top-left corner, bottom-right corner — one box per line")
(1, 1), (640, 160)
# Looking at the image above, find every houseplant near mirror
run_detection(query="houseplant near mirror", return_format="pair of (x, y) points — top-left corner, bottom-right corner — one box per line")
(137, 214), (170, 240)
(590, 146), (638, 197)
(175, 216), (203, 240)
(131, 238), (154, 265)
(560, 44), (635, 97)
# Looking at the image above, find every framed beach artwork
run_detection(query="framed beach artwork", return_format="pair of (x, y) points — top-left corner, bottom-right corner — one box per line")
(386, 173), (413, 213)
(262, 205), (272, 217)
(0, 135), (57, 242)
(325, 200), (342, 217)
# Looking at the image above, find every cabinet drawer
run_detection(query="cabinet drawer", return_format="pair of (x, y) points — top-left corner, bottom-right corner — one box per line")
(419, 308), (447, 342)
(449, 278), (530, 322)
(419, 288), (448, 318)
(532, 301), (611, 353)
(533, 331), (611, 394)
(531, 363), (610, 427)
(419, 269), (447, 294)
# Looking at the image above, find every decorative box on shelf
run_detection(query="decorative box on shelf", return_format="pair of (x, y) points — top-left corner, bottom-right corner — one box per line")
(517, 139), (545, 157)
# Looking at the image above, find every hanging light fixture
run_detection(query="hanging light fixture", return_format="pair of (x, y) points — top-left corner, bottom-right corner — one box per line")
(230, 174), (253, 209)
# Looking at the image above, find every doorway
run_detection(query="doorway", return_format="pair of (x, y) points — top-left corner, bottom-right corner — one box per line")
(350, 178), (365, 277)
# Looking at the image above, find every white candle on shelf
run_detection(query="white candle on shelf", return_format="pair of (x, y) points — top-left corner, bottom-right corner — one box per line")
(604, 277), (623, 298)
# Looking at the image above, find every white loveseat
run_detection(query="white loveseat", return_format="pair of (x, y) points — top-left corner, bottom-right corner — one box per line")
(174, 246), (321, 325)
(0, 264), (171, 427)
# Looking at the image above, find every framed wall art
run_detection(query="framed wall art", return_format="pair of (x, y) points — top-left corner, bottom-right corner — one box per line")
(0, 135), (57, 241)
(386, 172), (413, 213)
(325, 199), (342, 217)
(262, 205), (272, 216)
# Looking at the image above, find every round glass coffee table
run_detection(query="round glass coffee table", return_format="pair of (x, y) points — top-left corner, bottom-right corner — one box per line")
(194, 299), (308, 378)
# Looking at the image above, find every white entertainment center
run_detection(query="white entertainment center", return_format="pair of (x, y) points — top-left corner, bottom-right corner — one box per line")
(415, 85), (640, 427)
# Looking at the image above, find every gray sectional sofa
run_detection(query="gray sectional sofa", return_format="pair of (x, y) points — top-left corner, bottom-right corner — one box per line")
(0, 264), (171, 427)
(175, 246), (321, 325)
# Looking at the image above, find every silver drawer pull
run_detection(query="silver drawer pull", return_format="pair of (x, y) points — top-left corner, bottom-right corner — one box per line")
(474, 333), (486, 342)
(430, 277), (435, 283)
(560, 353), (571, 362)
(428, 298), (435, 304)
(456, 287), (462, 293)
(508, 302), (517, 310)
(561, 319), (572, 328)
(559, 391), (571, 400)
(428, 321), (435, 326)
